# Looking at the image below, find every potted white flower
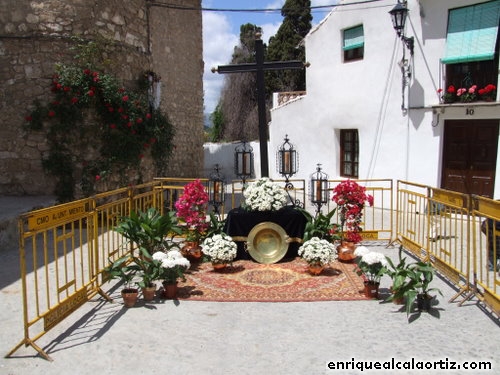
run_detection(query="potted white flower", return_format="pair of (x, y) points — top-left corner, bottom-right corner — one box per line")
(353, 247), (388, 298)
(298, 236), (337, 275)
(201, 233), (237, 270)
(243, 178), (288, 212)
(153, 250), (190, 299)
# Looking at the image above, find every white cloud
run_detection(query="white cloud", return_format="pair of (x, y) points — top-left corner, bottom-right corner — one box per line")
(202, 12), (238, 114)
(312, 0), (335, 5)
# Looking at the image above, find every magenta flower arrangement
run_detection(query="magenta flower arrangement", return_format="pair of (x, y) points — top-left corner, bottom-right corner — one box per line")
(174, 179), (209, 242)
(331, 180), (374, 244)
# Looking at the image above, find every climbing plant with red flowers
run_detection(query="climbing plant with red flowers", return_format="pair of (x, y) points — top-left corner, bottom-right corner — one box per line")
(25, 38), (174, 202)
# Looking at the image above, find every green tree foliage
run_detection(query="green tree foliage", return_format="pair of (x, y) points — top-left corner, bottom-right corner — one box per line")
(208, 103), (225, 142)
(266, 0), (312, 93)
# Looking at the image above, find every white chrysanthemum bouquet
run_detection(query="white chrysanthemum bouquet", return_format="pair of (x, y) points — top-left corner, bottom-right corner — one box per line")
(243, 178), (288, 212)
(298, 237), (337, 266)
(201, 234), (237, 264)
(153, 250), (191, 284)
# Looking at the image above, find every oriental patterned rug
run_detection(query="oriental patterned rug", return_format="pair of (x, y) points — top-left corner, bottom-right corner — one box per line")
(175, 258), (370, 302)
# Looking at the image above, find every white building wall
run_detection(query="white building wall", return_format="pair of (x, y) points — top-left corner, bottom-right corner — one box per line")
(268, 0), (500, 199)
(203, 141), (261, 182)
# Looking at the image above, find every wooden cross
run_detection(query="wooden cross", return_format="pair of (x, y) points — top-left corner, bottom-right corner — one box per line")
(212, 33), (306, 177)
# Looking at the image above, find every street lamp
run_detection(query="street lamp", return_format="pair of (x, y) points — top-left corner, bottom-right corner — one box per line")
(389, 0), (414, 55)
(389, 0), (414, 111)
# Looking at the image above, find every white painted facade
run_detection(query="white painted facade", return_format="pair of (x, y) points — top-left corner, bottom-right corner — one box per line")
(267, 0), (500, 199)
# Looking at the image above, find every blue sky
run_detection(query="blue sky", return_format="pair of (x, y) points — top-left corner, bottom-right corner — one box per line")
(201, 0), (337, 114)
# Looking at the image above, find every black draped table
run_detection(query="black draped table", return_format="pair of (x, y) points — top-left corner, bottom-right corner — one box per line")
(223, 206), (307, 262)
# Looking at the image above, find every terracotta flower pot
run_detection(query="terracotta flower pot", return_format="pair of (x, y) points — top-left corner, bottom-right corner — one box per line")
(142, 284), (156, 301)
(121, 288), (139, 307)
(212, 262), (227, 271)
(308, 263), (324, 276)
(182, 241), (202, 262)
(363, 281), (379, 299)
(162, 282), (178, 299)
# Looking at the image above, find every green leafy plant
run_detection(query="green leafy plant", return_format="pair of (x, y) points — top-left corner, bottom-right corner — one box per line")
(401, 261), (443, 317)
(385, 246), (413, 303)
(204, 212), (226, 239)
(104, 255), (137, 291)
(298, 208), (341, 243)
(129, 248), (163, 289)
(114, 208), (182, 257)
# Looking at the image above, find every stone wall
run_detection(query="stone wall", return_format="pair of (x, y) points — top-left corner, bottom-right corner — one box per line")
(149, 0), (205, 178)
(0, 0), (204, 196)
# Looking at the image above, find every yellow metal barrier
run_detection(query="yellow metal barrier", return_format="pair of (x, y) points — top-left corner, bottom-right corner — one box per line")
(394, 181), (499, 316)
(7, 178), (205, 360)
(7, 198), (102, 361)
(426, 188), (470, 303)
(470, 195), (500, 315)
(395, 180), (429, 258)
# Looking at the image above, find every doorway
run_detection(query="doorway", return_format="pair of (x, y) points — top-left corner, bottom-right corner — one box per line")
(441, 120), (499, 198)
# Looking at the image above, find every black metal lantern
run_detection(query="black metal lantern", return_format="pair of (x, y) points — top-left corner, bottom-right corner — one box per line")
(277, 135), (298, 180)
(389, 0), (414, 55)
(208, 164), (225, 215)
(310, 164), (329, 214)
(277, 135), (301, 207)
(389, 1), (408, 37)
(234, 141), (254, 184)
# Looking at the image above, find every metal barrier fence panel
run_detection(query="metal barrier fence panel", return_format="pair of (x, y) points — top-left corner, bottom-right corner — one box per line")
(470, 195), (500, 315)
(8, 198), (98, 361)
(8, 181), (186, 360)
(395, 180), (429, 258)
(427, 188), (470, 301)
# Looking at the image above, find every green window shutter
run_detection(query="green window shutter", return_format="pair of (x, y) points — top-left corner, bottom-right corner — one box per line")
(343, 25), (364, 51)
(442, 0), (500, 64)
